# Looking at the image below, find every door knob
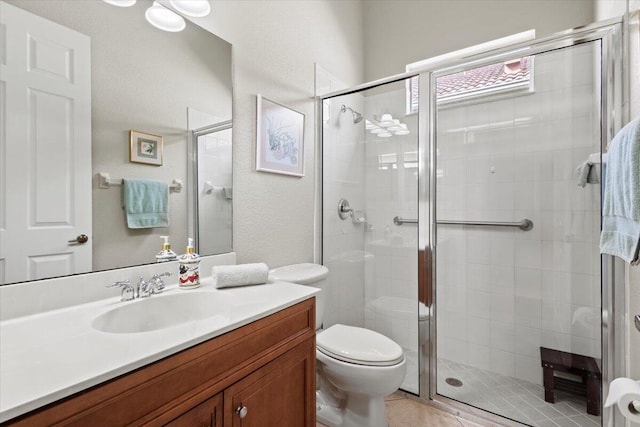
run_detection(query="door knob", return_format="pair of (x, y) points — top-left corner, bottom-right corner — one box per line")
(68, 234), (89, 244)
(236, 405), (248, 418)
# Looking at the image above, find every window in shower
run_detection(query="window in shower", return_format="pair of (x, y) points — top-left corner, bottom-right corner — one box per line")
(407, 56), (534, 114)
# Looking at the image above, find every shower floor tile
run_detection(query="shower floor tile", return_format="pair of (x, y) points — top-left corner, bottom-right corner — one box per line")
(437, 358), (602, 427)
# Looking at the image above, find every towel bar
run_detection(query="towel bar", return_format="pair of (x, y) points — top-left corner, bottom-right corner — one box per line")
(98, 173), (183, 193)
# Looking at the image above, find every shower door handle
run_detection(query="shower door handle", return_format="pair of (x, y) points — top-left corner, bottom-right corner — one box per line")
(635, 314), (640, 333)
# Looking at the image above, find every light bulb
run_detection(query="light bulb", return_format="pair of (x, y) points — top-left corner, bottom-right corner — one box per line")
(387, 120), (403, 131)
(379, 114), (395, 127)
(169, 0), (211, 17)
(145, 1), (186, 32)
(103, 0), (137, 6)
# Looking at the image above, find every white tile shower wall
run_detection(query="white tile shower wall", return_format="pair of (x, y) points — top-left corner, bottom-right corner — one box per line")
(436, 43), (602, 386)
(322, 95), (366, 329)
(361, 86), (419, 393)
(198, 130), (233, 255)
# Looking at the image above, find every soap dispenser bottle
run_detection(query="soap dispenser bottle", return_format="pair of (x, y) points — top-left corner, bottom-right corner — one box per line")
(178, 238), (200, 289)
(156, 236), (178, 263)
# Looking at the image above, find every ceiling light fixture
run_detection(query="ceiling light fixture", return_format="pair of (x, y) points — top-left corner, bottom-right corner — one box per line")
(104, 0), (212, 33)
(394, 124), (410, 135)
(103, 0), (137, 6)
(145, 1), (186, 32)
(387, 119), (403, 131)
(169, 0), (211, 18)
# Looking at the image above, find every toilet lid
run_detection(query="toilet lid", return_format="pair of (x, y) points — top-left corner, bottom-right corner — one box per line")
(268, 263), (329, 284)
(316, 324), (404, 366)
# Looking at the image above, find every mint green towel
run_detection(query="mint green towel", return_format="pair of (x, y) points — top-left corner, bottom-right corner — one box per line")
(122, 178), (169, 229)
(600, 119), (640, 265)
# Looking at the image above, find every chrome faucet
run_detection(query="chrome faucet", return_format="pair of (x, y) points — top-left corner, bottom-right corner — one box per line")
(137, 276), (152, 298)
(107, 273), (172, 302)
(107, 280), (135, 302)
(150, 272), (171, 295)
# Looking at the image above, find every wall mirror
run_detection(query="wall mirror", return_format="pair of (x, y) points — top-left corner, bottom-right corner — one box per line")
(0, 0), (233, 285)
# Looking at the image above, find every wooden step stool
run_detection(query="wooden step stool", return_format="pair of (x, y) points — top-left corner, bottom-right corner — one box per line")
(540, 347), (601, 416)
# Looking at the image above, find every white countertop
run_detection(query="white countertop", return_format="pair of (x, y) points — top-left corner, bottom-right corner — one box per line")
(0, 279), (319, 423)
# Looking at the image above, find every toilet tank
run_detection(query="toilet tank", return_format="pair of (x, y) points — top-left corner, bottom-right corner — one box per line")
(269, 263), (328, 330)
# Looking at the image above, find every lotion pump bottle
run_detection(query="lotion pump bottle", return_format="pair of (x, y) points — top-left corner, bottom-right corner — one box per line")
(178, 238), (200, 289)
(156, 236), (178, 263)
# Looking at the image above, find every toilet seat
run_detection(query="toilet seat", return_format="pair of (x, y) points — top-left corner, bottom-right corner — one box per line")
(317, 324), (404, 367)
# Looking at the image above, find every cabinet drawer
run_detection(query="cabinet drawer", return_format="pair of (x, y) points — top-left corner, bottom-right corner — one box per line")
(4, 298), (315, 427)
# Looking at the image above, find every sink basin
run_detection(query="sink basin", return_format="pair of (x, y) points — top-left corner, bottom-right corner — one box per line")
(92, 291), (235, 333)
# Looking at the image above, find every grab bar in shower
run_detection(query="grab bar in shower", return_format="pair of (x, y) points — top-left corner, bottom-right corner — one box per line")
(393, 216), (418, 225)
(437, 219), (534, 231)
(393, 216), (534, 231)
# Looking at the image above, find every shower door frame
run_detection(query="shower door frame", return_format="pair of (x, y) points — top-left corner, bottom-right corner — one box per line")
(316, 13), (631, 427)
(419, 16), (629, 427)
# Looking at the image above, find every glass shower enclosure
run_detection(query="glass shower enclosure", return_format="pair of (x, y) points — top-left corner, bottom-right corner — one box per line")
(322, 80), (421, 394)
(320, 15), (628, 427)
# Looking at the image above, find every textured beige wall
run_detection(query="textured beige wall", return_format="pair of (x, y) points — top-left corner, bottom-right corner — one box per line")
(363, 0), (595, 81)
(192, 1), (365, 268)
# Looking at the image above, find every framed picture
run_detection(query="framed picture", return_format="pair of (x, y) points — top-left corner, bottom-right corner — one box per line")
(256, 94), (305, 177)
(130, 130), (163, 166)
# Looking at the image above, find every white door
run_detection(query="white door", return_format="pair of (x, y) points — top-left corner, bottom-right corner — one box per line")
(0, 2), (92, 284)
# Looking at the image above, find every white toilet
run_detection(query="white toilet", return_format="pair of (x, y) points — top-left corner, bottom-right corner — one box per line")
(269, 263), (406, 427)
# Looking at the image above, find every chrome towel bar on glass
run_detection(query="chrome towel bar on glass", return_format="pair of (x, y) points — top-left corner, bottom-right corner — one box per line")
(393, 216), (534, 231)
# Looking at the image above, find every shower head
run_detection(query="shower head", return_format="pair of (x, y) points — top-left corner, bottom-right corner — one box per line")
(340, 104), (364, 124)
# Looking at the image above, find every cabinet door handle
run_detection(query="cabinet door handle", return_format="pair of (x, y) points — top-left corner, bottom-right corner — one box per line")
(235, 405), (248, 418)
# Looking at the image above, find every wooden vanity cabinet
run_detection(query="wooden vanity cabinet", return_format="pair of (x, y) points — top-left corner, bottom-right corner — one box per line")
(223, 337), (314, 427)
(3, 298), (316, 427)
(164, 394), (222, 427)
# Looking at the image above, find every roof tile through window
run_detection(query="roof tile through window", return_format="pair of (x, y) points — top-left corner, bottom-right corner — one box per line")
(436, 57), (531, 98)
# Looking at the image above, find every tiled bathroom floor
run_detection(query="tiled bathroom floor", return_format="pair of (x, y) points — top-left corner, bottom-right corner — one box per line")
(317, 359), (602, 427)
(437, 359), (601, 427)
(317, 393), (482, 427)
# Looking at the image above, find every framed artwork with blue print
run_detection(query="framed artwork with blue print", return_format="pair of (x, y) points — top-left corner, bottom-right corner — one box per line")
(256, 94), (305, 177)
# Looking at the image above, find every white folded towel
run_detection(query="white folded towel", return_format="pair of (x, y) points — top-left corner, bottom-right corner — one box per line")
(212, 263), (269, 288)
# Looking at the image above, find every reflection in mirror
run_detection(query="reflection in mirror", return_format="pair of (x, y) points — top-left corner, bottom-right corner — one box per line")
(187, 108), (233, 255)
(0, 0), (232, 285)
